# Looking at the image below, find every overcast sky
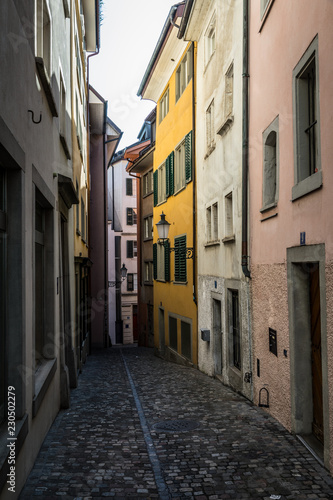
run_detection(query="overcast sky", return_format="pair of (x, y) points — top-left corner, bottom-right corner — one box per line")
(89, 0), (179, 150)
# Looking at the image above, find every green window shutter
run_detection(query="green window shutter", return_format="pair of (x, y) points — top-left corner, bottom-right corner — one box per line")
(174, 235), (187, 282)
(127, 240), (134, 258)
(166, 155), (170, 198)
(126, 207), (133, 225)
(164, 240), (170, 282)
(126, 178), (133, 196)
(169, 151), (174, 196)
(153, 243), (157, 280)
(153, 171), (158, 206)
(185, 130), (192, 183)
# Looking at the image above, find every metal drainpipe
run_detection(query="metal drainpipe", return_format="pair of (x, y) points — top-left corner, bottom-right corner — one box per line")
(192, 41), (197, 304)
(242, 0), (251, 279)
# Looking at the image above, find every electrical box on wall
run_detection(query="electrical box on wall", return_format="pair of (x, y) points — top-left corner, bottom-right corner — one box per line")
(201, 329), (210, 342)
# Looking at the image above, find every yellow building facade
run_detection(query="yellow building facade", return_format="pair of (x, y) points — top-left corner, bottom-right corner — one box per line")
(153, 41), (197, 366)
(138, 4), (197, 366)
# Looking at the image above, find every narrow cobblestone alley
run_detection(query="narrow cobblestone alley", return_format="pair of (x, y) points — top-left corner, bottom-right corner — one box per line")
(20, 348), (333, 500)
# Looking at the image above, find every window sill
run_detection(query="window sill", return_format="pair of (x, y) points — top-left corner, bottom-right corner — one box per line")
(143, 237), (153, 242)
(0, 414), (29, 492)
(155, 279), (166, 283)
(204, 143), (216, 159)
(33, 358), (57, 418)
(222, 235), (235, 243)
(217, 115), (234, 137)
(204, 51), (216, 74)
(156, 200), (167, 207)
(143, 281), (153, 286)
(143, 191), (153, 199)
(35, 57), (58, 117)
(292, 170), (322, 201)
(205, 240), (220, 247)
(260, 201), (277, 213)
(174, 185), (186, 196)
(173, 281), (188, 285)
(76, 229), (81, 236)
(60, 134), (71, 160)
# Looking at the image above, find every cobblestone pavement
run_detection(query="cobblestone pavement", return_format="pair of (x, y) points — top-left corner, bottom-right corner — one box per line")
(20, 347), (333, 499)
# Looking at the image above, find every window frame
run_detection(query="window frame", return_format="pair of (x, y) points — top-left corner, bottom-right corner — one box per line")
(204, 12), (216, 67)
(261, 116), (279, 212)
(292, 36), (322, 201)
(159, 88), (169, 123)
(126, 178), (133, 196)
(175, 45), (193, 102)
(206, 99), (215, 155)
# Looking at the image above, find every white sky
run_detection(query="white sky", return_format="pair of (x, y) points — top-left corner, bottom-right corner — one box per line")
(89, 0), (179, 150)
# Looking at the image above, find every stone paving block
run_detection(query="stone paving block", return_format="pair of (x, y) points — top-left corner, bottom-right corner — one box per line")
(19, 347), (333, 499)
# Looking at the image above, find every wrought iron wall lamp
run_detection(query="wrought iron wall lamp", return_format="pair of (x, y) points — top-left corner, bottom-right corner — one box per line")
(108, 263), (128, 287)
(156, 212), (194, 259)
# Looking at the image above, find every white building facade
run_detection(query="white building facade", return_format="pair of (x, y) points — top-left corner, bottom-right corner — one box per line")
(180, 0), (252, 399)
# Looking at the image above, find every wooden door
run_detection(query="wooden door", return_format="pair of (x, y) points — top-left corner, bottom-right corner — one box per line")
(309, 264), (323, 443)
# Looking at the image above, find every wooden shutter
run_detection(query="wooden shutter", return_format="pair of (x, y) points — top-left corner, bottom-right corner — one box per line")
(126, 207), (133, 225)
(164, 240), (170, 282)
(174, 235), (187, 282)
(185, 131), (192, 182)
(127, 240), (134, 258)
(126, 178), (133, 196)
(153, 243), (157, 280)
(169, 151), (174, 196)
(165, 155), (170, 198)
(153, 171), (158, 206)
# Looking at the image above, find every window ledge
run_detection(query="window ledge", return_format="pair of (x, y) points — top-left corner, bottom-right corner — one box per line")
(143, 281), (153, 286)
(60, 133), (71, 160)
(173, 185), (186, 196)
(156, 200), (167, 207)
(222, 235), (235, 243)
(292, 170), (322, 201)
(33, 358), (57, 418)
(204, 143), (216, 159)
(205, 240), (220, 247)
(173, 281), (188, 285)
(259, 0), (276, 32)
(260, 201), (277, 213)
(0, 414), (29, 492)
(217, 115), (234, 137)
(76, 229), (81, 236)
(35, 57), (58, 117)
(143, 191), (153, 199)
(204, 51), (216, 74)
(143, 237), (153, 242)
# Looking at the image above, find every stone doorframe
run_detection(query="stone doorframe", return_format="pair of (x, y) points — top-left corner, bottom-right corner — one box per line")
(287, 244), (330, 468)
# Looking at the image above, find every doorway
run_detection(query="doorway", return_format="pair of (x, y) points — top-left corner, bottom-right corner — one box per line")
(287, 245), (329, 467)
(213, 299), (222, 376)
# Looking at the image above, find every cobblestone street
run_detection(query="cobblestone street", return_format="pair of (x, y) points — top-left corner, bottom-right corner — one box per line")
(20, 347), (333, 499)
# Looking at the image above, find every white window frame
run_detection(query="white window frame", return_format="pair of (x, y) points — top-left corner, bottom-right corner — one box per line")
(157, 162), (166, 205)
(159, 88), (169, 123)
(174, 139), (186, 194)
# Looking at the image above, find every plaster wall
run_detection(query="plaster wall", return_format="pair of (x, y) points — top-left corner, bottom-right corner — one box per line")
(249, 0), (333, 473)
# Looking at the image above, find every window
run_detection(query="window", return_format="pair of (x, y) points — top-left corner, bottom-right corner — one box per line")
(144, 215), (153, 240)
(174, 139), (186, 193)
(159, 88), (169, 123)
(59, 72), (66, 138)
(292, 36), (321, 200)
(144, 261), (154, 283)
(176, 45), (193, 102)
(206, 203), (219, 243)
(205, 13), (216, 66)
(126, 178), (133, 196)
(157, 162), (166, 205)
(127, 273), (134, 291)
(261, 0), (270, 18)
(225, 63), (234, 118)
(36, 0), (51, 76)
(81, 196), (85, 241)
(206, 99), (215, 153)
(126, 207), (137, 225)
(174, 235), (187, 283)
(153, 241), (170, 282)
(262, 116), (279, 210)
(127, 240), (137, 258)
(143, 170), (153, 196)
(229, 290), (241, 370)
(224, 192), (233, 239)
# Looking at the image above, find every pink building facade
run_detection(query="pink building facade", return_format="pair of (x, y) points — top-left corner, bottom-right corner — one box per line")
(249, 0), (333, 472)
